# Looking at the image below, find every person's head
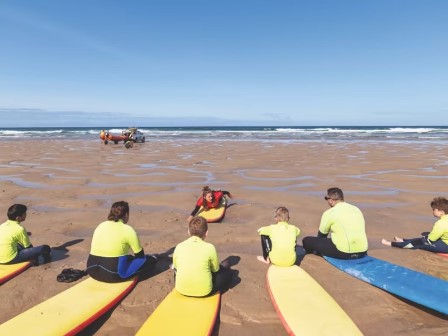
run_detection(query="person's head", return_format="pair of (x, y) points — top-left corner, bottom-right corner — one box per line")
(201, 186), (214, 208)
(430, 197), (448, 218)
(324, 187), (344, 207)
(107, 201), (130, 223)
(274, 206), (290, 222)
(188, 216), (208, 239)
(7, 204), (28, 221)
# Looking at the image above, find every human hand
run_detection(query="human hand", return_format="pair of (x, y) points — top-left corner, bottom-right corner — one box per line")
(187, 215), (193, 223)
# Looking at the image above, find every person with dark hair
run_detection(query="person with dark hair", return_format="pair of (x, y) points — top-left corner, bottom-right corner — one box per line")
(187, 186), (232, 223)
(0, 204), (51, 265)
(173, 216), (232, 297)
(86, 201), (157, 283)
(257, 207), (301, 266)
(382, 197), (448, 253)
(302, 187), (368, 259)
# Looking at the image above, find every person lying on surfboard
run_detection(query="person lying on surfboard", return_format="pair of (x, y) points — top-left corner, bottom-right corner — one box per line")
(187, 186), (232, 223)
(302, 187), (368, 259)
(382, 196), (448, 253)
(257, 207), (301, 266)
(0, 204), (52, 266)
(86, 201), (157, 283)
(173, 216), (233, 297)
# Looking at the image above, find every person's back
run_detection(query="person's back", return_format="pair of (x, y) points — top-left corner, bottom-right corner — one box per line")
(257, 207), (301, 267)
(173, 235), (219, 296)
(90, 220), (140, 257)
(320, 202), (368, 253)
(0, 220), (28, 263)
(173, 216), (232, 297)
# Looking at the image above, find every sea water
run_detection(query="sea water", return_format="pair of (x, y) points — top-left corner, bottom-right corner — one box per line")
(1, 126), (448, 144)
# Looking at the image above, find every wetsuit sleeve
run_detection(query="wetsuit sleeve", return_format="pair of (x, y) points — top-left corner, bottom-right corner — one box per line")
(221, 191), (231, 197)
(317, 231), (328, 238)
(190, 205), (201, 216)
(134, 249), (145, 258)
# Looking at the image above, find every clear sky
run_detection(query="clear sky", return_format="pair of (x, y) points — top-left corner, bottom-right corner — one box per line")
(1, 1), (447, 127)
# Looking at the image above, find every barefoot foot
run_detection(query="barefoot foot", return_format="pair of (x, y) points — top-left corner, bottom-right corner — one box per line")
(393, 236), (404, 242)
(381, 239), (392, 246)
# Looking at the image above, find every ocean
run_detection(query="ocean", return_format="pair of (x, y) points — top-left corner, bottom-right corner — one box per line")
(1, 126), (448, 143)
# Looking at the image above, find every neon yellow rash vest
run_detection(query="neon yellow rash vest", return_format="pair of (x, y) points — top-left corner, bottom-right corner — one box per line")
(173, 236), (219, 297)
(319, 202), (368, 253)
(428, 215), (448, 244)
(0, 220), (32, 263)
(90, 220), (143, 257)
(258, 221), (301, 267)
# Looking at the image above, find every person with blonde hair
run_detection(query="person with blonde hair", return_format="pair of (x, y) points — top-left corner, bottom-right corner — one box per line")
(257, 206), (301, 266)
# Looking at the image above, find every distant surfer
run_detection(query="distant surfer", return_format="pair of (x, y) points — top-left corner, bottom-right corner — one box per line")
(382, 196), (448, 253)
(187, 186), (232, 223)
(0, 204), (52, 266)
(302, 187), (368, 259)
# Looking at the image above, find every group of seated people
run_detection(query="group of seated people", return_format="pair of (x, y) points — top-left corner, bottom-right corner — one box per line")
(1, 186), (447, 298)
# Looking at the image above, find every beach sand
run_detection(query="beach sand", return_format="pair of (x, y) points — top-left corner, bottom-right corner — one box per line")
(0, 139), (447, 335)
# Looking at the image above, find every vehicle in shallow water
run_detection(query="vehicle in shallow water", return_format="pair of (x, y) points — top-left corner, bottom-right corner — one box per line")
(100, 127), (146, 148)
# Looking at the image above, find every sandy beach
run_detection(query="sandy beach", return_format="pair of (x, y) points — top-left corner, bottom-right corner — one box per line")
(0, 138), (447, 335)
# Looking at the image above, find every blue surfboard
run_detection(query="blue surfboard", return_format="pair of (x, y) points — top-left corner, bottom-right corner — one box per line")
(324, 256), (448, 315)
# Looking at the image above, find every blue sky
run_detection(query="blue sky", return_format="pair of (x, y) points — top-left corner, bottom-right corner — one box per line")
(0, 1), (447, 127)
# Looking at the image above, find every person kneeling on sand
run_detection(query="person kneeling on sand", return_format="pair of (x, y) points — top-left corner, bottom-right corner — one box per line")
(0, 204), (51, 266)
(257, 206), (301, 266)
(86, 201), (157, 283)
(302, 187), (368, 259)
(173, 216), (232, 296)
(382, 197), (448, 253)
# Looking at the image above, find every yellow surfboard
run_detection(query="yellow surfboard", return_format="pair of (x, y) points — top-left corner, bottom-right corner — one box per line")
(0, 277), (137, 335)
(197, 197), (227, 223)
(0, 261), (31, 285)
(267, 265), (362, 336)
(136, 289), (220, 335)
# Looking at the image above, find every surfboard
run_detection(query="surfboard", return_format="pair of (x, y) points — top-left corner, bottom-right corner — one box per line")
(324, 256), (448, 315)
(266, 265), (362, 335)
(0, 261), (32, 285)
(136, 289), (220, 335)
(0, 277), (137, 335)
(196, 197), (227, 223)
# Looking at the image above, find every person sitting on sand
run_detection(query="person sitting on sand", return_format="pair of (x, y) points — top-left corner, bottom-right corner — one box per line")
(187, 186), (232, 223)
(382, 197), (448, 253)
(302, 187), (368, 259)
(257, 207), (301, 266)
(86, 201), (157, 283)
(173, 216), (232, 297)
(0, 204), (51, 265)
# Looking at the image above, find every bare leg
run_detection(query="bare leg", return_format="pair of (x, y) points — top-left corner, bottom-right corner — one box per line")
(381, 239), (392, 246)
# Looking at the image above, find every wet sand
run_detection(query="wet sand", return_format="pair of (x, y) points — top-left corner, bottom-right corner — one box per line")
(0, 139), (447, 335)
